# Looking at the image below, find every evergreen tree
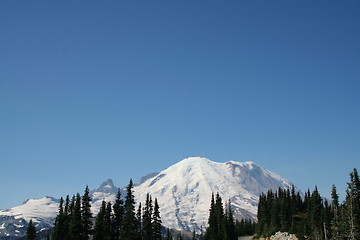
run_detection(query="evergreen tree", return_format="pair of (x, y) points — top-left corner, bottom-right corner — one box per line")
(204, 193), (216, 240)
(113, 189), (124, 240)
(310, 186), (324, 239)
(26, 219), (36, 240)
(52, 197), (66, 240)
(166, 228), (173, 240)
(81, 186), (93, 240)
(152, 198), (162, 240)
(330, 185), (341, 240)
(345, 168), (360, 240)
(93, 200), (106, 240)
(120, 179), (138, 240)
(142, 194), (152, 240)
(62, 195), (71, 240)
(223, 200), (236, 240)
(192, 229), (196, 240)
(69, 193), (82, 240)
(105, 201), (114, 240)
(136, 202), (142, 239)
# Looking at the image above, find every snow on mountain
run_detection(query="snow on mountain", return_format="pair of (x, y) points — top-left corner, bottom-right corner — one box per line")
(0, 197), (59, 238)
(90, 178), (119, 214)
(0, 157), (294, 237)
(133, 157), (293, 232)
(0, 197), (59, 225)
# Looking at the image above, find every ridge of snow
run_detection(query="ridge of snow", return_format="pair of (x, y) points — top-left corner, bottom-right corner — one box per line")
(133, 157), (294, 232)
(0, 157), (295, 235)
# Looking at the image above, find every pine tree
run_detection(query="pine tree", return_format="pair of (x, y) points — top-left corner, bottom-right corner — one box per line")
(26, 219), (36, 240)
(52, 197), (66, 240)
(204, 193), (216, 240)
(121, 179), (138, 240)
(113, 189), (124, 240)
(142, 194), (152, 240)
(136, 202), (142, 239)
(81, 186), (93, 240)
(93, 200), (106, 240)
(152, 198), (162, 240)
(63, 195), (71, 240)
(69, 193), (82, 240)
(310, 186), (323, 239)
(166, 228), (173, 240)
(192, 229), (197, 240)
(345, 169), (360, 240)
(223, 200), (236, 240)
(105, 201), (114, 240)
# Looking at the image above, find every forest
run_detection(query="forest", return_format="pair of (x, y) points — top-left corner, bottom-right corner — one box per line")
(24, 168), (359, 240)
(256, 168), (360, 240)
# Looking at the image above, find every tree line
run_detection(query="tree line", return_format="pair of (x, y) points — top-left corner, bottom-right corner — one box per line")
(50, 179), (162, 240)
(202, 193), (256, 240)
(256, 168), (360, 240)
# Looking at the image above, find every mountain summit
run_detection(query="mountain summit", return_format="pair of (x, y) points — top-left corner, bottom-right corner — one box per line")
(133, 157), (293, 232)
(0, 157), (294, 237)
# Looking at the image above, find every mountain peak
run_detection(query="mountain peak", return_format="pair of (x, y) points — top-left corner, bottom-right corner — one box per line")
(134, 157), (294, 232)
(92, 179), (117, 195)
(100, 178), (115, 188)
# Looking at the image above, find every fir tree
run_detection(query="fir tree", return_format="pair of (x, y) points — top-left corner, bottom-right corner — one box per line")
(166, 228), (173, 240)
(105, 201), (114, 240)
(69, 193), (82, 240)
(52, 197), (66, 240)
(93, 200), (106, 240)
(142, 194), (152, 240)
(345, 168), (360, 240)
(113, 189), (124, 240)
(152, 198), (162, 240)
(136, 202), (142, 239)
(81, 186), (93, 240)
(223, 200), (236, 240)
(121, 179), (138, 240)
(26, 219), (36, 240)
(331, 185), (341, 240)
(192, 229), (196, 240)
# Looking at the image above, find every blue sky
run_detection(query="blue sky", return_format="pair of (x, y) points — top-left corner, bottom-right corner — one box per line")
(1, 1), (359, 209)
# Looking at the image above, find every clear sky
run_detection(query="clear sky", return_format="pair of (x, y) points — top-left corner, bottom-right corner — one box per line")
(0, 1), (359, 210)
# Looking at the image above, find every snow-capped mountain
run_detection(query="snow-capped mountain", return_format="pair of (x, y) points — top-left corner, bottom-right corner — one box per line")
(0, 157), (294, 238)
(0, 197), (59, 238)
(133, 157), (293, 232)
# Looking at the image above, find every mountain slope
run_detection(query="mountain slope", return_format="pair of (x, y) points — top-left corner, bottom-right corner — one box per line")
(0, 157), (294, 237)
(0, 197), (59, 238)
(133, 157), (293, 232)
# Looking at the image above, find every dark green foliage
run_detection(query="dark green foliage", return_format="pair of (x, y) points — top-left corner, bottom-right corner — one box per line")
(52, 181), (165, 240)
(69, 193), (82, 240)
(192, 229), (196, 240)
(166, 228), (173, 240)
(81, 186), (93, 240)
(137, 202), (143, 239)
(121, 179), (138, 240)
(93, 200), (106, 240)
(235, 218), (256, 237)
(143, 195), (154, 240)
(105, 202), (114, 240)
(204, 193), (237, 240)
(345, 168), (360, 239)
(26, 219), (36, 240)
(51, 197), (66, 240)
(152, 198), (162, 240)
(113, 188), (124, 240)
(257, 168), (360, 240)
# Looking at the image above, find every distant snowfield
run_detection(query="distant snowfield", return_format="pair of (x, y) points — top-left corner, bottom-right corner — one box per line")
(0, 197), (59, 225)
(0, 157), (294, 236)
(133, 157), (293, 232)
